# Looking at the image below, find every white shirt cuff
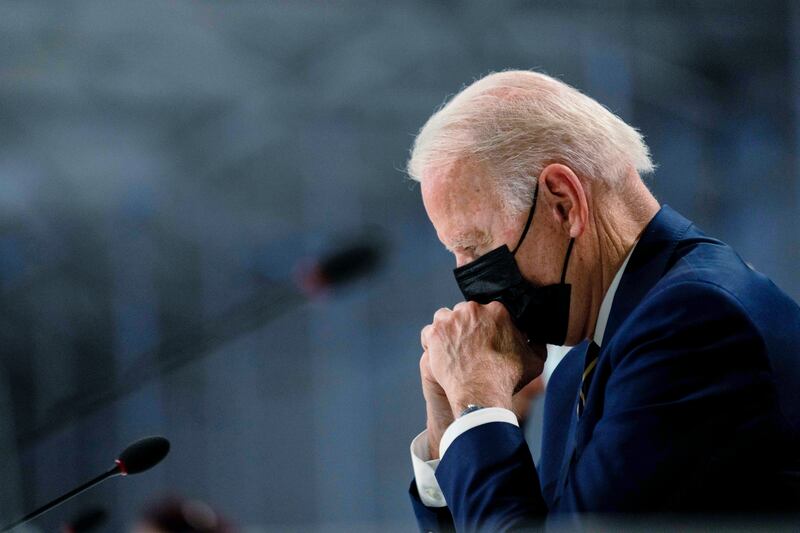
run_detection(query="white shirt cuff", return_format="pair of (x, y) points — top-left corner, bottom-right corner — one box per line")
(439, 407), (519, 458)
(409, 407), (519, 509)
(410, 430), (446, 507)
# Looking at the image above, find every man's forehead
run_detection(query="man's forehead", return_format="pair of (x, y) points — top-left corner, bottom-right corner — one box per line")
(423, 164), (496, 212)
(423, 182), (494, 250)
(420, 159), (504, 251)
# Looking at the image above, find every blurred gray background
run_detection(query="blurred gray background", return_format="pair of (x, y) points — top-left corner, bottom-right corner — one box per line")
(1, 0), (799, 531)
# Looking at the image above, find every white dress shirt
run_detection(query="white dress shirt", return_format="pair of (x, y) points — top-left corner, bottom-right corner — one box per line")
(410, 244), (637, 507)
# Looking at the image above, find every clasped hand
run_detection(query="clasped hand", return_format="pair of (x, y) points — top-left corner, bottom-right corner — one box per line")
(419, 300), (546, 458)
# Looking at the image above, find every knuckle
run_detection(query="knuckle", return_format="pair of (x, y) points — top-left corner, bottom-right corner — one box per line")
(455, 300), (478, 317)
(433, 307), (451, 321)
(420, 324), (432, 345)
(487, 300), (506, 314)
(454, 300), (472, 312)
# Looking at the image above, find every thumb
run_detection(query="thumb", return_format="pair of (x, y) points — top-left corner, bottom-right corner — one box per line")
(511, 376), (545, 421)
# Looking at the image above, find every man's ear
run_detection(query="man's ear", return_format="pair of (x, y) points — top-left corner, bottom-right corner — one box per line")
(539, 163), (588, 238)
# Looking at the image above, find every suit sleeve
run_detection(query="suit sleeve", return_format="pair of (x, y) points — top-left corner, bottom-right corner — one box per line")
(409, 480), (456, 532)
(432, 280), (771, 529)
(408, 410), (523, 531)
(435, 421), (547, 532)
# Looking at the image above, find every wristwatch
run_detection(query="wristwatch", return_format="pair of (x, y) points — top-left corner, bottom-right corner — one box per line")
(459, 404), (485, 418)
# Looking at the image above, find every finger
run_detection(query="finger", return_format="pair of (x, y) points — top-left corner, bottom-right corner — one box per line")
(453, 300), (471, 311)
(486, 300), (509, 318)
(433, 307), (452, 322)
(516, 375), (545, 400)
(420, 324), (433, 350)
(453, 300), (479, 314)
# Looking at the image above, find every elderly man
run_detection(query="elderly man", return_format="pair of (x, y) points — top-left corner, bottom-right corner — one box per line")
(406, 70), (800, 531)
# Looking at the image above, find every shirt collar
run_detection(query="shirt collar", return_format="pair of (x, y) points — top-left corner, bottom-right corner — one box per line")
(593, 241), (638, 347)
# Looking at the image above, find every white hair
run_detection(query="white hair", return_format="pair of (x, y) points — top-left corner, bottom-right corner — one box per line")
(407, 70), (655, 216)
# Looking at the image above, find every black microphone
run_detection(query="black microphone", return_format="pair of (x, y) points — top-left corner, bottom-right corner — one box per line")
(2, 436), (170, 532)
(297, 239), (384, 295)
(116, 435), (170, 475)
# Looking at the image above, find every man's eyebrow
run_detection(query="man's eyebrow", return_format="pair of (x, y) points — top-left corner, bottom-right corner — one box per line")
(445, 230), (492, 253)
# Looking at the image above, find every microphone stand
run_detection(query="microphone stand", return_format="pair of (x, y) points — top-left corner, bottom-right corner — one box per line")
(19, 282), (305, 446)
(1, 467), (120, 532)
(18, 240), (382, 446)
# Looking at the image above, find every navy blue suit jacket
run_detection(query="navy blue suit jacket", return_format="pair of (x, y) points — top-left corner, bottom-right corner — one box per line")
(410, 206), (800, 531)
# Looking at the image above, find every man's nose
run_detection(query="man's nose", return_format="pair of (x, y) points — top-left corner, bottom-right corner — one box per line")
(455, 253), (472, 268)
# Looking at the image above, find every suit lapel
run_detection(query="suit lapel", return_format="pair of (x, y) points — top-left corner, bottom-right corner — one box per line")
(553, 349), (583, 495)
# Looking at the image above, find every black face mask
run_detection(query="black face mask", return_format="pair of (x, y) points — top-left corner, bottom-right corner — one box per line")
(453, 186), (575, 345)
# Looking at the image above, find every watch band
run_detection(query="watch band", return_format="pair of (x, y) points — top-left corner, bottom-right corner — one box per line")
(459, 404), (485, 418)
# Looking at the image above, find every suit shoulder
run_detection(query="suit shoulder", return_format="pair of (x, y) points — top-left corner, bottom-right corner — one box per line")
(610, 239), (800, 381)
(606, 277), (772, 398)
(615, 237), (800, 433)
(657, 239), (800, 334)
(623, 276), (759, 339)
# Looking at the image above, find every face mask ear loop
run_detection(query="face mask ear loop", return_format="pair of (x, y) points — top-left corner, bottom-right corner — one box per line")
(560, 237), (576, 284)
(511, 185), (539, 256)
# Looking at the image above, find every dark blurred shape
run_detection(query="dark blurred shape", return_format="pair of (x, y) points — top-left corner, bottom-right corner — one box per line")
(137, 497), (234, 533)
(297, 238), (385, 296)
(116, 436), (170, 476)
(61, 507), (108, 533)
